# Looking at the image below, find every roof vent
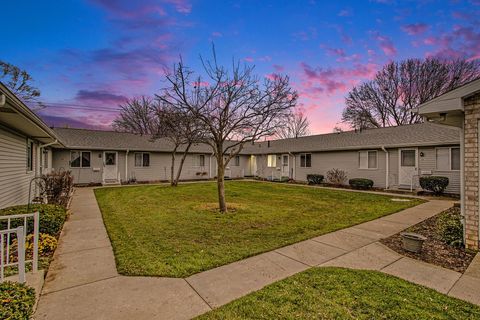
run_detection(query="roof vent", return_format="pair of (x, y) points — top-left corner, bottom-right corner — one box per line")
(267, 141), (271, 148)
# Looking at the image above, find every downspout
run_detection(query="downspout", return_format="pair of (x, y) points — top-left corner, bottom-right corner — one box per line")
(381, 146), (389, 189)
(125, 150), (129, 183)
(460, 123), (466, 244)
(209, 153), (213, 179)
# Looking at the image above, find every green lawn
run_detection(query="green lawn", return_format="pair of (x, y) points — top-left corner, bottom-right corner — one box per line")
(94, 181), (422, 277)
(196, 267), (480, 319)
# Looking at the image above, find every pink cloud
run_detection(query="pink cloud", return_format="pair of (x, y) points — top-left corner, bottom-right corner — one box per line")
(164, 0), (192, 13)
(338, 8), (353, 17)
(211, 31), (222, 37)
(273, 64), (285, 72)
(401, 23), (429, 35)
(372, 32), (397, 56)
(244, 57), (254, 62)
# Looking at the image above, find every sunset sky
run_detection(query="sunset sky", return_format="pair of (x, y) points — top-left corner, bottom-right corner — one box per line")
(2, 0), (479, 133)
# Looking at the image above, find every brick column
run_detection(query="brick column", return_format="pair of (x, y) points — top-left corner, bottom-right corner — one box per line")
(464, 92), (480, 250)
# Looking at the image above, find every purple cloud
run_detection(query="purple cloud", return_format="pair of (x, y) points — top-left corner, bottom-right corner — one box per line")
(401, 23), (429, 35)
(371, 32), (397, 56)
(76, 90), (128, 104)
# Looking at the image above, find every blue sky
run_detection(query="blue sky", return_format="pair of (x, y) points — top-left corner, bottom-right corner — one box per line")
(2, 0), (479, 132)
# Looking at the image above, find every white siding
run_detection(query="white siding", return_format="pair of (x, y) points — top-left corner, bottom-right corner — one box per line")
(0, 128), (37, 209)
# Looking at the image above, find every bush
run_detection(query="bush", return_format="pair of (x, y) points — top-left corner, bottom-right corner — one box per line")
(0, 281), (35, 320)
(419, 176), (449, 195)
(436, 209), (463, 247)
(307, 174), (324, 185)
(0, 204), (68, 237)
(349, 178), (374, 189)
(43, 170), (74, 206)
(326, 168), (347, 185)
(10, 233), (58, 261)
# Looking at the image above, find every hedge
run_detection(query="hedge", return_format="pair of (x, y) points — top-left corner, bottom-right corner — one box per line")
(348, 178), (374, 190)
(0, 204), (68, 237)
(307, 174), (324, 185)
(419, 176), (449, 195)
(0, 281), (35, 320)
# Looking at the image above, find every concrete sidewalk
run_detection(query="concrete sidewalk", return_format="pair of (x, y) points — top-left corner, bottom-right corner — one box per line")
(35, 188), (478, 320)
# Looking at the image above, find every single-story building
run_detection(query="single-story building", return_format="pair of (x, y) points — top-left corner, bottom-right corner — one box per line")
(0, 83), (61, 209)
(418, 78), (480, 250)
(51, 122), (461, 194)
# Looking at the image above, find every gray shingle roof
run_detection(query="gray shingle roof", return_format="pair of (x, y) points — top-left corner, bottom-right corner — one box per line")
(246, 122), (459, 154)
(53, 122), (459, 155)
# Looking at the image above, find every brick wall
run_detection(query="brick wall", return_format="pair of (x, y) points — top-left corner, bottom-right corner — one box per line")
(464, 92), (480, 250)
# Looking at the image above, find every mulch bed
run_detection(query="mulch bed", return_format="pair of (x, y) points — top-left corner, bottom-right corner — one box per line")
(380, 207), (475, 273)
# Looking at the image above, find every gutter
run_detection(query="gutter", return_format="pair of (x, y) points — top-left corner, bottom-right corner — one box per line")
(381, 146), (389, 189)
(125, 149), (129, 183)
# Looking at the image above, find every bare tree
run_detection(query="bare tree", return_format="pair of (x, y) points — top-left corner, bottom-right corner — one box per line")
(113, 96), (203, 186)
(156, 52), (297, 212)
(275, 111), (310, 139)
(0, 60), (44, 110)
(332, 126), (344, 133)
(342, 58), (480, 130)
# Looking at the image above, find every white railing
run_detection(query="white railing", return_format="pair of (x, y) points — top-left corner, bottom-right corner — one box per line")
(0, 212), (39, 283)
(1, 227), (26, 283)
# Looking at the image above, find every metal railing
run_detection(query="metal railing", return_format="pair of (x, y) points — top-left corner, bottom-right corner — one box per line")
(0, 211), (39, 283)
(1, 227), (26, 283)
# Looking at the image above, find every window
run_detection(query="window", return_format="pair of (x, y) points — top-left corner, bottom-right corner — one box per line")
(193, 154), (205, 167)
(436, 147), (460, 171)
(26, 140), (33, 171)
(70, 151), (91, 168)
(300, 153), (311, 168)
(234, 155), (240, 166)
(401, 150), (416, 167)
(282, 155), (288, 167)
(267, 155), (276, 167)
(359, 150), (377, 169)
(135, 153), (150, 167)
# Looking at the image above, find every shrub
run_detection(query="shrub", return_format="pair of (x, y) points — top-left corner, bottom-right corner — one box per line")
(0, 281), (35, 320)
(0, 204), (68, 237)
(349, 178), (374, 189)
(326, 168), (347, 185)
(43, 170), (74, 207)
(10, 233), (58, 261)
(436, 209), (463, 247)
(419, 176), (449, 195)
(306, 174), (324, 185)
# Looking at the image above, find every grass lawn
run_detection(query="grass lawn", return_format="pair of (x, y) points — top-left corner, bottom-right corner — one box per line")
(196, 267), (480, 319)
(95, 181), (422, 277)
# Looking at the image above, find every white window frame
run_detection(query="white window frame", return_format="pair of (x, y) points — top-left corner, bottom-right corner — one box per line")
(26, 139), (34, 172)
(300, 153), (312, 168)
(267, 155), (277, 168)
(70, 151), (91, 168)
(193, 154), (206, 167)
(233, 155), (240, 166)
(435, 147), (460, 171)
(358, 150), (378, 170)
(134, 152), (150, 167)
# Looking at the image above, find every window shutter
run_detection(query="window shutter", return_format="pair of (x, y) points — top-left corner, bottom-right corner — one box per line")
(451, 148), (460, 170)
(359, 151), (368, 169)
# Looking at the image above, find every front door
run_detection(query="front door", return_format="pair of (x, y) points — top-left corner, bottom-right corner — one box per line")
(399, 149), (417, 186)
(281, 154), (289, 177)
(104, 151), (118, 181)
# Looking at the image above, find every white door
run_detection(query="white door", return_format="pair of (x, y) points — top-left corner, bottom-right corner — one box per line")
(104, 151), (118, 180)
(250, 155), (257, 176)
(399, 149), (418, 186)
(281, 154), (289, 177)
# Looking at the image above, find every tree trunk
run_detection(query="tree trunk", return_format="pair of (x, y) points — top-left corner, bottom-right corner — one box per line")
(170, 146), (178, 186)
(217, 158), (227, 213)
(175, 143), (192, 186)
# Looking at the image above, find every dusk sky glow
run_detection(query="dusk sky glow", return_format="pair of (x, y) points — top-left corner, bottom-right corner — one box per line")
(3, 0), (480, 133)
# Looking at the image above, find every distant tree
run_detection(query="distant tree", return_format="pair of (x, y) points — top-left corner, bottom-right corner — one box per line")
(157, 51), (297, 212)
(0, 61), (43, 109)
(342, 58), (480, 130)
(332, 126), (344, 133)
(275, 111), (310, 139)
(113, 96), (204, 186)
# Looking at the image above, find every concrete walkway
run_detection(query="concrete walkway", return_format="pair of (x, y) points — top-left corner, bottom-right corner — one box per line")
(35, 188), (478, 319)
